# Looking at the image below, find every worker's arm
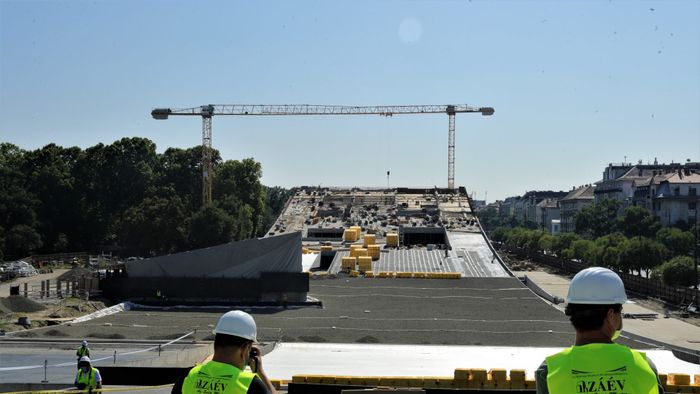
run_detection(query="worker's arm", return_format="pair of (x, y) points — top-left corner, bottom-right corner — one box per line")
(646, 357), (665, 394)
(534, 361), (549, 394)
(249, 346), (277, 394)
(94, 369), (103, 389)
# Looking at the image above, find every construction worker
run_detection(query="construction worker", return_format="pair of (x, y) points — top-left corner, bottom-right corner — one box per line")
(74, 356), (102, 392)
(535, 267), (664, 394)
(76, 340), (90, 365)
(173, 310), (276, 394)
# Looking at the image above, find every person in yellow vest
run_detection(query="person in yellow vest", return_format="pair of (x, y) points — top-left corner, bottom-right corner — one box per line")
(74, 356), (102, 392)
(173, 310), (276, 394)
(535, 267), (665, 394)
(76, 340), (90, 366)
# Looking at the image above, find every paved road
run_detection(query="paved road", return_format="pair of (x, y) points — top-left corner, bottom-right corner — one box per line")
(516, 270), (700, 352)
(0, 345), (188, 384)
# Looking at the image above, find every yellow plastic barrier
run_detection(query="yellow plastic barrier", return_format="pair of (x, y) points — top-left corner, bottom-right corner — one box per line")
(364, 271), (375, 278)
(377, 272), (395, 278)
(470, 369), (488, 388)
(386, 233), (399, 246)
(413, 272), (427, 279)
(349, 270), (359, 277)
(396, 272), (413, 278)
(453, 369), (469, 388)
(670, 374), (692, 386)
(363, 234), (376, 247)
(509, 369), (526, 389)
(320, 245), (333, 252)
(292, 375), (306, 383)
(289, 371), (700, 393)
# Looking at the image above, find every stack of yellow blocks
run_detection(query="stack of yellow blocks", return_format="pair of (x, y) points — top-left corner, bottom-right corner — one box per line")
(351, 247), (368, 258)
(341, 256), (357, 271)
(363, 234), (376, 247)
(367, 244), (381, 260)
(343, 229), (358, 242)
(386, 232), (399, 247)
(358, 256), (373, 272)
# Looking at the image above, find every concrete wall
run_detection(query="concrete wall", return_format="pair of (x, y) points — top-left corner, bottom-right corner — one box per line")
(100, 272), (309, 305)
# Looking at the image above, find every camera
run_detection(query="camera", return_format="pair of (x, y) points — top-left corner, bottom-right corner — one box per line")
(249, 347), (260, 372)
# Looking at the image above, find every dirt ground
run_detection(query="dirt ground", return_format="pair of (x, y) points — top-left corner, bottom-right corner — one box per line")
(0, 296), (105, 334)
(499, 251), (700, 329)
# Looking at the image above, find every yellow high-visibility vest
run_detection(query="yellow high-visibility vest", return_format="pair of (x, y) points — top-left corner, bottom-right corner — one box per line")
(76, 367), (99, 389)
(183, 361), (256, 394)
(546, 343), (658, 394)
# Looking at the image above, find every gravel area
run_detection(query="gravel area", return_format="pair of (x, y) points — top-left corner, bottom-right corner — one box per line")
(6, 277), (587, 347)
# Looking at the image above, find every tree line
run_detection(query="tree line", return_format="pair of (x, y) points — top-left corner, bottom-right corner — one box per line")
(0, 138), (293, 261)
(479, 201), (698, 287)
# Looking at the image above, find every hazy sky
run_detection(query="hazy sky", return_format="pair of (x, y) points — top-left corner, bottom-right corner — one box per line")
(1, 0), (699, 202)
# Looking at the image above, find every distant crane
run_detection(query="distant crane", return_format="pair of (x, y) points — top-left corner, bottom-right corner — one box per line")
(151, 104), (494, 205)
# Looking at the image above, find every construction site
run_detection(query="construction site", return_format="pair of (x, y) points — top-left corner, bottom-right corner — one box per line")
(1, 185), (699, 393)
(1, 104), (699, 393)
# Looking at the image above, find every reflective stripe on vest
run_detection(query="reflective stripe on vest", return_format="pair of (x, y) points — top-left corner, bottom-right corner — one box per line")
(546, 343), (658, 394)
(76, 368), (98, 388)
(77, 347), (89, 356)
(183, 361), (256, 394)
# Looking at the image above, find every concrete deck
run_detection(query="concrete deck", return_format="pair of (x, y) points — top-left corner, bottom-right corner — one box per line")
(264, 342), (700, 381)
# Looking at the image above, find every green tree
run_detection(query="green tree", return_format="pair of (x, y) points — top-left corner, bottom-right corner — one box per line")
(619, 237), (668, 276)
(5, 224), (43, 258)
(0, 225), (4, 262)
(574, 199), (620, 238)
(21, 144), (82, 253)
(159, 146), (221, 212)
(618, 206), (660, 238)
(538, 234), (556, 253)
(562, 239), (598, 263)
(551, 232), (580, 256)
(214, 158), (265, 237)
(655, 256), (698, 287)
(490, 227), (509, 243)
(119, 195), (189, 256)
(187, 205), (236, 249)
(216, 195), (255, 241)
(53, 233), (69, 252)
(656, 227), (693, 258)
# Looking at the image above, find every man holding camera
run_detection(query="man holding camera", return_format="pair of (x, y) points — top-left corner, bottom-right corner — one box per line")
(535, 267), (664, 394)
(174, 310), (276, 394)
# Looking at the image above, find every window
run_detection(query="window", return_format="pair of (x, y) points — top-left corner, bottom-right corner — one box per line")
(690, 188), (697, 196)
(690, 202), (697, 210)
(673, 187), (680, 196)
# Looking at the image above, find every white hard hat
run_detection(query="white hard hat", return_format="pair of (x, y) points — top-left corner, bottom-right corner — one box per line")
(567, 267), (629, 304)
(79, 356), (91, 364)
(82, 340), (88, 346)
(212, 310), (257, 342)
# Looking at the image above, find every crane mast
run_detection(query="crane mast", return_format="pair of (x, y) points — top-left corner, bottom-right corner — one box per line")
(152, 104), (494, 205)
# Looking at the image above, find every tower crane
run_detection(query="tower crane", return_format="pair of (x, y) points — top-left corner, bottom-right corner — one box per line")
(151, 104), (494, 205)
